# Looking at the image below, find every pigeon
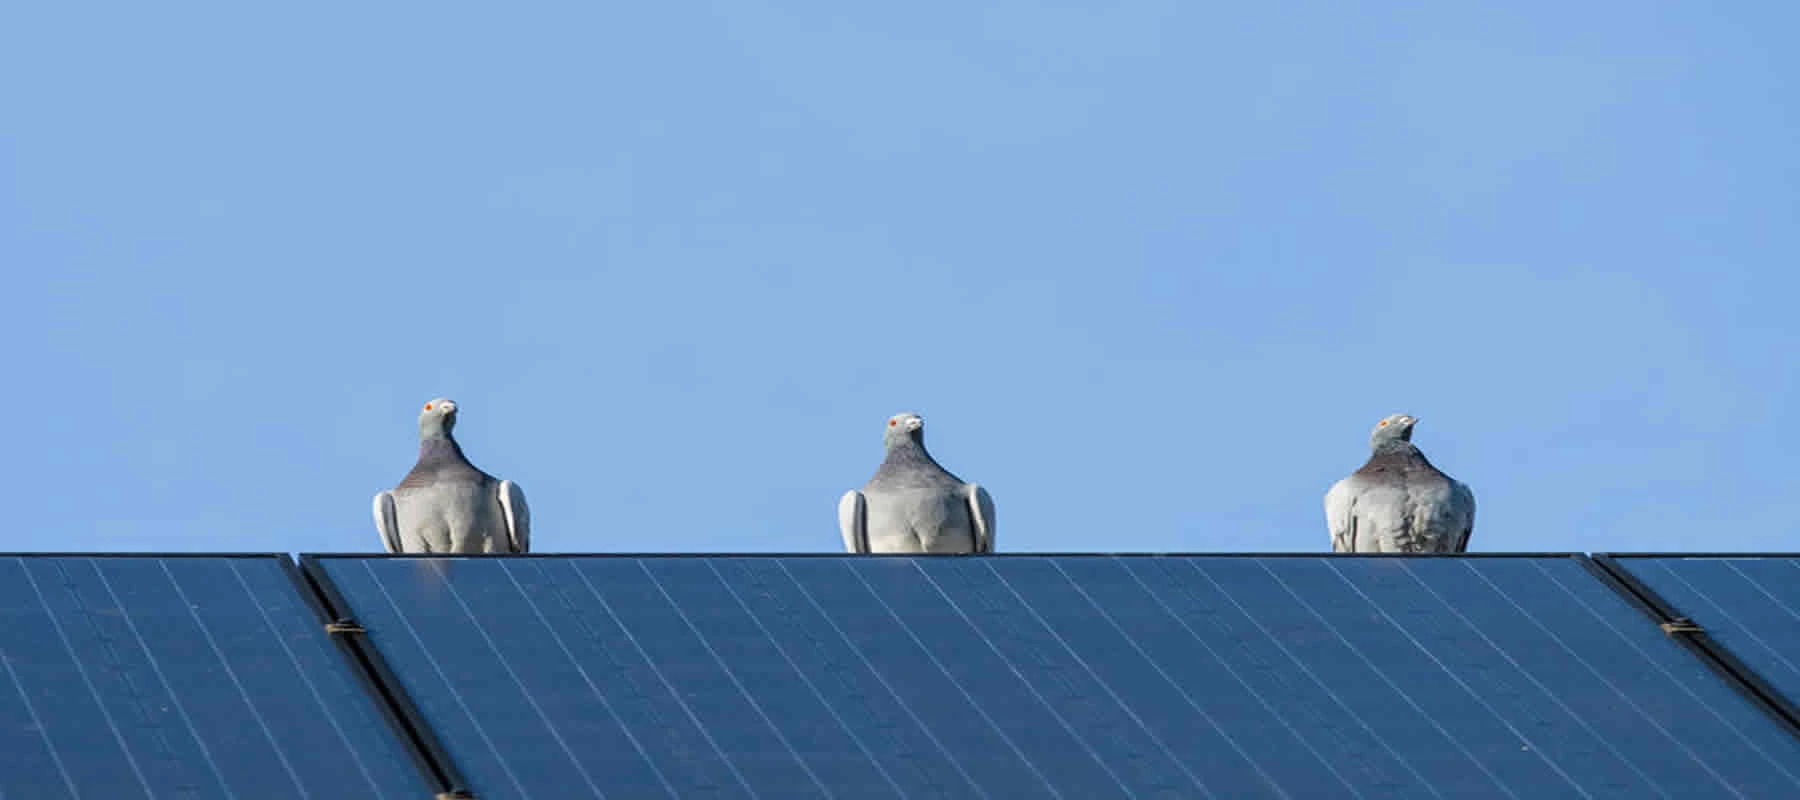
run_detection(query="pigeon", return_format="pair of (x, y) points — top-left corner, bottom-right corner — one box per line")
(373, 398), (530, 554)
(1325, 414), (1474, 553)
(839, 412), (995, 554)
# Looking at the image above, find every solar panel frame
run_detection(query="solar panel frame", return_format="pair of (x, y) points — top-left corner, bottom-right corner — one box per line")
(297, 554), (480, 798)
(1592, 553), (1800, 743)
(304, 551), (1800, 799)
(0, 553), (439, 800)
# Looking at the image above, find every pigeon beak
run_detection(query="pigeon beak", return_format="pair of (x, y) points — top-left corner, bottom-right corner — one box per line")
(905, 419), (923, 432)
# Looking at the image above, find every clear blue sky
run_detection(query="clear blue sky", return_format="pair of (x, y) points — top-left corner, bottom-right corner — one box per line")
(3, 2), (1794, 556)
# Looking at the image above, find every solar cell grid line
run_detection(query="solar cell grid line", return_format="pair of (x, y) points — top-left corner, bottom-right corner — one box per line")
(524, 557), (760, 797)
(1229, 559), (1528, 795)
(521, 558), (746, 796)
(0, 648), (85, 795)
(984, 557), (1289, 796)
(848, 559), (1145, 799)
(972, 558), (1224, 795)
(317, 558), (689, 799)
(117, 561), (309, 792)
(1124, 558), (1433, 796)
(489, 559), (688, 796)
(1596, 556), (1800, 740)
(711, 557), (990, 798)
(1293, 557), (1649, 797)
(0, 555), (431, 800)
(1440, 559), (1716, 795)
(303, 553), (1800, 800)
(575, 558), (831, 798)
(531, 558), (755, 797)
(322, 560), (537, 797)
(778, 557), (1064, 797)
(3, 559), (159, 798)
(1049, 557), (1356, 797)
(1194, 558), (1515, 796)
(1524, 558), (1800, 791)
(429, 559), (617, 797)
(1422, 557), (1800, 797)
(645, 558), (909, 797)
(900, 558), (1210, 798)
(540, 556), (761, 798)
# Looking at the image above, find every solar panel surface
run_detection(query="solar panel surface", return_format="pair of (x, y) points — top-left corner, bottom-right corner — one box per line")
(1603, 555), (1800, 728)
(0, 555), (431, 800)
(308, 554), (1800, 799)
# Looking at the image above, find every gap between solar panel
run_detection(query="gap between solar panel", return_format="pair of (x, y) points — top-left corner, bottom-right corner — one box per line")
(296, 555), (480, 800)
(1587, 554), (1800, 745)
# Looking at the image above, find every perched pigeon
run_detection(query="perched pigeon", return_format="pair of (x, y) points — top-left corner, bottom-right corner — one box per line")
(373, 398), (530, 554)
(839, 412), (995, 554)
(1325, 414), (1474, 553)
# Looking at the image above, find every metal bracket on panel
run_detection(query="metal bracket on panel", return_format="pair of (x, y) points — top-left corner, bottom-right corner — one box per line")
(325, 618), (367, 636)
(1659, 617), (1704, 636)
(437, 790), (477, 799)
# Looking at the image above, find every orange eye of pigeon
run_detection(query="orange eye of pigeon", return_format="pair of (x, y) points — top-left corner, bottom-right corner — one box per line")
(1378, 420), (1389, 427)
(425, 403), (433, 411)
(889, 419), (897, 427)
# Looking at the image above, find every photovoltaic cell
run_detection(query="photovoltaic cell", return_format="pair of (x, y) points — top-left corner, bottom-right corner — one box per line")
(308, 555), (1800, 799)
(1605, 556), (1800, 724)
(0, 556), (430, 800)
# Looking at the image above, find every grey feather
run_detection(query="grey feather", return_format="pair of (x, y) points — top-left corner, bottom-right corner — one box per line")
(1325, 414), (1475, 554)
(373, 491), (401, 553)
(967, 484), (995, 554)
(838, 412), (995, 554)
(372, 398), (531, 554)
(838, 490), (869, 553)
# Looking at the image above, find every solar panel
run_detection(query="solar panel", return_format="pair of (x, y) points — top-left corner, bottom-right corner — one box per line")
(0, 555), (432, 800)
(1600, 555), (1800, 729)
(306, 554), (1800, 799)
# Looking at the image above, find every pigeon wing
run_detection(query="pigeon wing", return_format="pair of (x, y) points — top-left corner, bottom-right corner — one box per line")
(499, 479), (531, 554)
(1324, 477), (1359, 553)
(373, 491), (403, 554)
(966, 484), (996, 554)
(838, 490), (868, 553)
(1449, 479), (1476, 552)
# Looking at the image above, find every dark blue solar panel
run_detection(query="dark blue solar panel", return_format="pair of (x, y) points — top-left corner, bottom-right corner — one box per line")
(0, 555), (430, 800)
(1607, 556), (1800, 721)
(309, 555), (1800, 799)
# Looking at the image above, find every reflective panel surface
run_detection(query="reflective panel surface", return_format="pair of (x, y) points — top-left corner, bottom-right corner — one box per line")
(0, 556), (430, 800)
(311, 555), (1800, 799)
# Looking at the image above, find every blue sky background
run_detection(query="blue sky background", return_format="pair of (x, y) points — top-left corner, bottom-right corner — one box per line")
(2, 2), (1794, 556)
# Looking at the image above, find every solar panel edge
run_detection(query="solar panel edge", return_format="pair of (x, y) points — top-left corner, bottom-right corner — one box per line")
(295, 554), (1800, 800)
(0, 555), (440, 800)
(1593, 552), (1800, 559)
(0, 552), (297, 559)
(293, 555), (471, 797)
(1586, 555), (1800, 744)
(296, 551), (1596, 560)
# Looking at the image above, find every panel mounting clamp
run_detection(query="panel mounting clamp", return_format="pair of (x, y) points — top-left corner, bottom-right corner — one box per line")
(1659, 617), (1704, 635)
(325, 618), (367, 636)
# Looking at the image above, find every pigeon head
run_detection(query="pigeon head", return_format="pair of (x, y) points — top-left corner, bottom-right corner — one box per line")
(1369, 414), (1418, 449)
(418, 398), (459, 440)
(883, 412), (925, 449)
